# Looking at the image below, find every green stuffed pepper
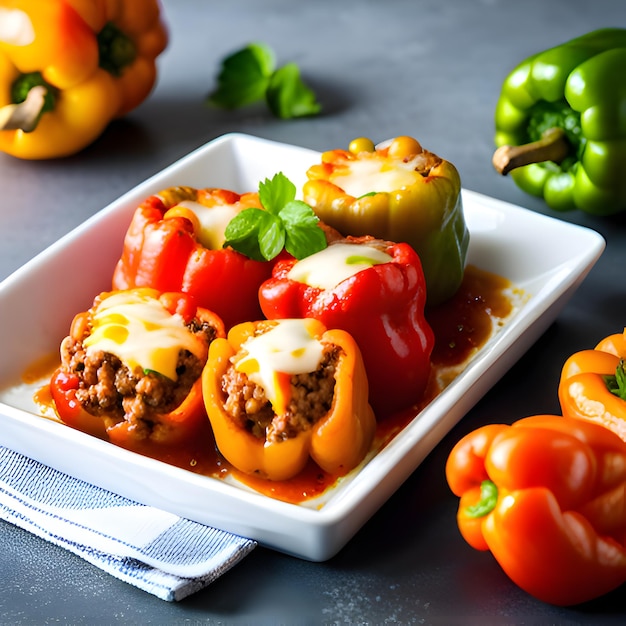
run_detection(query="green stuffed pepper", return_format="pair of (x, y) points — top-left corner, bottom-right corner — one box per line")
(303, 135), (469, 306)
(493, 28), (626, 215)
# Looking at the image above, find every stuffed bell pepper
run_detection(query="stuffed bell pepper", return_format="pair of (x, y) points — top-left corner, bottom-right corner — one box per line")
(493, 28), (626, 215)
(112, 186), (273, 330)
(50, 287), (225, 446)
(258, 236), (434, 417)
(446, 414), (626, 606)
(559, 330), (626, 442)
(303, 135), (469, 306)
(202, 318), (376, 481)
(0, 0), (167, 159)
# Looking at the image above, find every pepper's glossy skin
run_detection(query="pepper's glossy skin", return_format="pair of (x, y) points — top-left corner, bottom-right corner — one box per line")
(494, 28), (626, 214)
(258, 236), (434, 417)
(112, 188), (273, 330)
(0, 0), (167, 159)
(64, 0), (168, 116)
(202, 319), (376, 481)
(558, 332), (626, 442)
(50, 289), (225, 446)
(303, 136), (469, 306)
(446, 414), (626, 606)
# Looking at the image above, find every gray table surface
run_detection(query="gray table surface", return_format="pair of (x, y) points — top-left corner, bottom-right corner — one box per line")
(2, 0), (626, 623)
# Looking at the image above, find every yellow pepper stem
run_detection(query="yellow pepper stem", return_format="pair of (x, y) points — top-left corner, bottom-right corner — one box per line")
(0, 84), (46, 132)
(492, 127), (570, 175)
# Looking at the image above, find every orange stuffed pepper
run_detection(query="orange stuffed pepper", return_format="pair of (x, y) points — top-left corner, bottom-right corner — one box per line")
(50, 288), (224, 446)
(202, 318), (376, 481)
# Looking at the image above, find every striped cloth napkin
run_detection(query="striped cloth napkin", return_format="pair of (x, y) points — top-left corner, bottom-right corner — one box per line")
(0, 446), (257, 601)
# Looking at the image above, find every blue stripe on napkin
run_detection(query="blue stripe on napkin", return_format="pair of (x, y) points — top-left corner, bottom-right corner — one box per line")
(0, 447), (256, 601)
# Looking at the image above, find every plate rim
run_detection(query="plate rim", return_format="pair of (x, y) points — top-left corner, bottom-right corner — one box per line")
(0, 133), (606, 560)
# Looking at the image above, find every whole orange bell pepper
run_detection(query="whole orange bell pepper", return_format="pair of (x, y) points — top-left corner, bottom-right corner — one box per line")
(559, 330), (626, 442)
(595, 330), (626, 357)
(446, 414), (626, 606)
(0, 0), (167, 159)
(50, 288), (225, 446)
(202, 318), (376, 481)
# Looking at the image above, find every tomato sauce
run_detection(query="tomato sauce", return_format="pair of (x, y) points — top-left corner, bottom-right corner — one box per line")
(31, 264), (520, 505)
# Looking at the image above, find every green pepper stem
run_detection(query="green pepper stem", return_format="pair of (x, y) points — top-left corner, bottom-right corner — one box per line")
(492, 127), (570, 176)
(604, 359), (626, 400)
(0, 85), (47, 132)
(464, 479), (498, 518)
(98, 22), (136, 77)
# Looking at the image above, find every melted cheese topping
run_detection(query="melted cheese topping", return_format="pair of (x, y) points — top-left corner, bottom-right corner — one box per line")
(176, 200), (240, 250)
(83, 290), (204, 381)
(236, 319), (325, 413)
(287, 242), (392, 290)
(330, 156), (425, 197)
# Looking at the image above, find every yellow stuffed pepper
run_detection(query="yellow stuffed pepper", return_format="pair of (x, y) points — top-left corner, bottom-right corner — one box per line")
(303, 135), (469, 305)
(202, 318), (376, 481)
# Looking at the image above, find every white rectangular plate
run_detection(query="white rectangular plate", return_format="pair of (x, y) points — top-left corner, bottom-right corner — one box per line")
(0, 133), (605, 561)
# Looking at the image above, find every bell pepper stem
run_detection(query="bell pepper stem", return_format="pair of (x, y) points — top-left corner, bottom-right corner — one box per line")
(465, 479), (498, 518)
(492, 127), (570, 175)
(0, 85), (47, 132)
(604, 359), (626, 400)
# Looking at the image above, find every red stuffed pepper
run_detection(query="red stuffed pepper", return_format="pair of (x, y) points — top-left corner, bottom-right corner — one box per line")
(258, 236), (434, 416)
(112, 187), (273, 329)
(50, 287), (225, 446)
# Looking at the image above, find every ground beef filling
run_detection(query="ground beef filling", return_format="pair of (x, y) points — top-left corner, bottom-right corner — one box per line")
(221, 345), (341, 443)
(60, 319), (216, 437)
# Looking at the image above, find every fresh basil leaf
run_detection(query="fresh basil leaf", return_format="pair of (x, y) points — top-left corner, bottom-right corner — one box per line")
(280, 200), (319, 228)
(223, 208), (268, 261)
(207, 43), (275, 109)
(281, 200), (326, 259)
(259, 172), (296, 215)
(266, 63), (321, 119)
(246, 42), (276, 76)
(284, 223), (327, 260)
(223, 173), (327, 262)
(223, 207), (262, 240)
(258, 214), (285, 260)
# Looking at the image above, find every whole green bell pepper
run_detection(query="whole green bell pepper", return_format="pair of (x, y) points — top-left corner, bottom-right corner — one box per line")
(492, 28), (626, 215)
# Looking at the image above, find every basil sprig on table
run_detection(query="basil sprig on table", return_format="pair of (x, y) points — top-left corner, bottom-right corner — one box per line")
(223, 172), (327, 261)
(207, 42), (321, 119)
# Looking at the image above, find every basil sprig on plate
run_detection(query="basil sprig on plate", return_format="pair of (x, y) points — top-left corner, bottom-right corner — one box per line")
(223, 172), (327, 261)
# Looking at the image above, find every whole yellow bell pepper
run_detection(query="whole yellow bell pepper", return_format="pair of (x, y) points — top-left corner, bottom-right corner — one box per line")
(64, 0), (168, 116)
(0, 0), (167, 159)
(202, 318), (376, 481)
